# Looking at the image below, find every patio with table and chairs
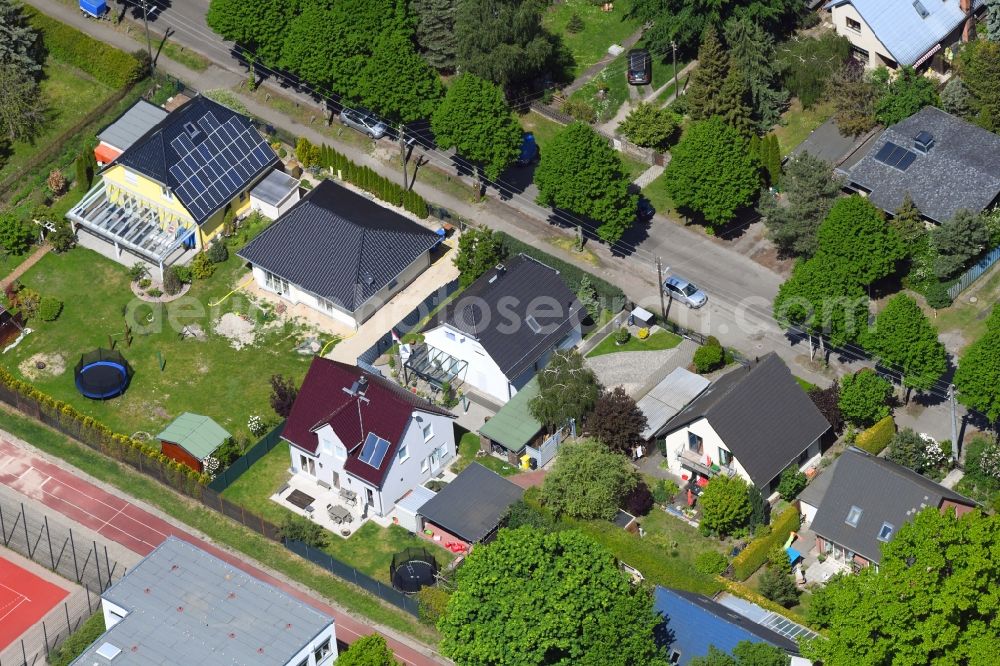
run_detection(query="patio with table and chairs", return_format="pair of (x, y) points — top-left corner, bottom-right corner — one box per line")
(270, 474), (372, 538)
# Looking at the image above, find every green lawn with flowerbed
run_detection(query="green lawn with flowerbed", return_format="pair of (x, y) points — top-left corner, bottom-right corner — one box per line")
(542, 0), (640, 77)
(452, 431), (520, 476)
(586, 329), (682, 357)
(4, 218), (322, 441)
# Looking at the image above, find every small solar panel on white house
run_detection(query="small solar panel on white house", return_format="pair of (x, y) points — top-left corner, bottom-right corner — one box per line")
(358, 432), (391, 468)
(167, 111), (274, 222)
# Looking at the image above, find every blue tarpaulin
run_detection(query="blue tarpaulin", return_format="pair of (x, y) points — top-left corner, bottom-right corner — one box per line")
(80, 0), (106, 17)
(786, 547), (802, 565)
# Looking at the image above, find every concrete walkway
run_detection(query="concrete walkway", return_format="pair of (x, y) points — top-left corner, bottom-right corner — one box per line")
(653, 60), (698, 108)
(633, 164), (664, 189)
(562, 26), (645, 96)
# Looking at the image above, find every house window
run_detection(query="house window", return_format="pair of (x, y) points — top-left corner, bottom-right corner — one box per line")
(687, 432), (703, 454)
(445, 331), (456, 341)
(717, 448), (732, 467)
(318, 297), (336, 313)
(313, 638), (331, 662)
(124, 170), (138, 185)
(422, 423), (434, 441)
(845, 505), (863, 527)
(295, 659), (308, 666)
(334, 443), (346, 460)
(264, 270), (289, 295)
(421, 457), (430, 473)
(397, 444), (408, 462)
(878, 522), (894, 541)
(437, 443), (450, 462)
(799, 448), (812, 466)
(669, 650), (681, 665)
(846, 16), (862, 32)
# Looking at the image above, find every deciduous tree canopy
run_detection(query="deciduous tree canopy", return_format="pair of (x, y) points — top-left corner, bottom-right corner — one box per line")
(540, 439), (638, 520)
(439, 527), (669, 665)
(864, 294), (946, 393)
(533, 122), (637, 244)
(529, 349), (601, 428)
(587, 387), (648, 455)
(814, 195), (904, 287)
(837, 369), (892, 427)
(955, 306), (1000, 422)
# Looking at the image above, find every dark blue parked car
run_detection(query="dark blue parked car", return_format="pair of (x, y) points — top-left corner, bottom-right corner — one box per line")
(516, 133), (539, 166)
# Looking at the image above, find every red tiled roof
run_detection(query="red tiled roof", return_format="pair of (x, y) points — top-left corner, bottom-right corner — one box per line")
(283, 357), (453, 488)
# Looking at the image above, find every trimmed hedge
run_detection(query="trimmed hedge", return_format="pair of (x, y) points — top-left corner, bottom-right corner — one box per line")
(496, 231), (626, 312)
(856, 415), (896, 456)
(0, 367), (210, 495)
(731, 505), (800, 581)
(26, 9), (144, 89)
(298, 139), (429, 219)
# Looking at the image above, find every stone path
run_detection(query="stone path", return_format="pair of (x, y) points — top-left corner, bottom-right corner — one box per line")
(586, 347), (682, 395)
(633, 164), (664, 189)
(0, 244), (50, 291)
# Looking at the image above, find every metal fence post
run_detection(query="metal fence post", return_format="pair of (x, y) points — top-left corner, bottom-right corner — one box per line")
(44, 516), (55, 570)
(69, 530), (80, 582)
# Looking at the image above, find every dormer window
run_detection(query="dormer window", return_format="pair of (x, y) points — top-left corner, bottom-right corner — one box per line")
(878, 522), (894, 541)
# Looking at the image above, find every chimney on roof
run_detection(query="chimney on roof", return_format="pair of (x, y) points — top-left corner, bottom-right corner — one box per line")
(913, 131), (935, 154)
(488, 263), (506, 284)
(961, 0), (974, 41)
(343, 375), (369, 399)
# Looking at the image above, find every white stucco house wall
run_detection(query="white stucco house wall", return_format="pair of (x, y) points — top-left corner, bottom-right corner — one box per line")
(409, 254), (584, 404)
(659, 354), (830, 495)
(238, 179), (440, 329)
(282, 357), (456, 518)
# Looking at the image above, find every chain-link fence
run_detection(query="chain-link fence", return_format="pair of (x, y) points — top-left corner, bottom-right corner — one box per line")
(0, 496), (126, 666)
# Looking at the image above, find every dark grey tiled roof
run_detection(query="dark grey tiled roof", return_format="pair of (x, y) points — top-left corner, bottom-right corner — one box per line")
(788, 117), (864, 165)
(73, 537), (332, 665)
(663, 353), (830, 488)
(417, 462), (524, 543)
(845, 106), (1000, 223)
(237, 180), (439, 314)
(808, 448), (975, 563)
(425, 254), (583, 379)
(114, 95), (279, 224)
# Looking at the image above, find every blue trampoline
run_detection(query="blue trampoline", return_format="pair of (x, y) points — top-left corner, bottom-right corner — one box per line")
(75, 348), (133, 399)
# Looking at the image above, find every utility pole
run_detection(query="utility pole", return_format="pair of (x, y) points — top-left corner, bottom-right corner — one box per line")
(656, 258), (667, 320)
(140, 0), (154, 76)
(671, 41), (678, 96)
(949, 383), (960, 464)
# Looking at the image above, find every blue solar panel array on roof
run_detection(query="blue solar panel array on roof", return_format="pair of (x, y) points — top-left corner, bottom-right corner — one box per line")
(359, 432), (391, 468)
(873, 141), (918, 171)
(167, 111), (274, 222)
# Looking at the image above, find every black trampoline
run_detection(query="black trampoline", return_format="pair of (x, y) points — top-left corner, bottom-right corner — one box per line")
(390, 547), (439, 594)
(75, 348), (133, 400)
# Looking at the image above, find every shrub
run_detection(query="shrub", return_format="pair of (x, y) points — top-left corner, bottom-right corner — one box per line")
(615, 326), (630, 344)
(855, 415), (896, 455)
(278, 513), (328, 548)
(637, 327), (650, 339)
(622, 478), (654, 516)
(138, 278), (151, 289)
(924, 281), (954, 309)
(172, 265), (192, 283)
(146, 288), (162, 297)
(730, 506), (800, 581)
(777, 466), (808, 500)
(162, 268), (182, 295)
(694, 550), (729, 576)
(47, 611), (106, 666)
(206, 239), (228, 264)
(0, 214), (34, 256)
(651, 478), (679, 504)
(416, 586), (451, 625)
(46, 169), (66, 195)
(758, 545), (799, 607)
(566, 13), (584, 33)
(26, 9), (144, 87)
(190, 252), (215, 279)
(295, 137), (313, 166)
(38, 297), (62, 322)
(128, 262), (148, 281)
(562, 97), (597, 124)
(838, 369), (892, 426)
(694, 340), (724, 373)
(699, 475), (754, 537)
(48, 220), (76, 252)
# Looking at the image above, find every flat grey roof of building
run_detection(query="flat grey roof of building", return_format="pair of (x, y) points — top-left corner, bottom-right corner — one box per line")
(73, 537), (332, 665)
(845, 106), (1000, 223)
(251, 169), (299, 207)
(637, 367), (710, 440)
(97, 100), (168, 151)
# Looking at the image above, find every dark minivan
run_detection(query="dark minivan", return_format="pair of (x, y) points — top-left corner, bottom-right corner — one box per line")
(627, 49), (652, 85)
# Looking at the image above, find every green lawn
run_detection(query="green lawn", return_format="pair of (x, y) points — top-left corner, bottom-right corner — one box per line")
(927, 263), (1000, 352)
(5, 223), (320, 440)
(221, 441), (293, 524)
(0, 408), (436, 642)
(0, 57), (115, 184)
(587, 329), (682, 357)
(569, 55), (630, 124)
(221, 440), (452, 581)
(772, 98), (836, 157)
(794, 376), (818, 393)
(641, 172), (678, 219)
(542, 0), (640, 77)
(520, 110), (565, 153)
(452, 431), (519, 476)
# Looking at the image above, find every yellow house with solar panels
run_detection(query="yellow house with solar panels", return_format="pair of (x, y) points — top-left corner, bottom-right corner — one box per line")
(68, 95), (279, 278)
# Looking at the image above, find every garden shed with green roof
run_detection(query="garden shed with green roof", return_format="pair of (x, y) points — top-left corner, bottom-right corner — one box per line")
(478, 377), (544, 465)
(158, 412), (231, 473)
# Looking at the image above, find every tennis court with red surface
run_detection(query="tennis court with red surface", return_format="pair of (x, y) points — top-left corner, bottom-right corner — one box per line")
(0, 554), (68, 650)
